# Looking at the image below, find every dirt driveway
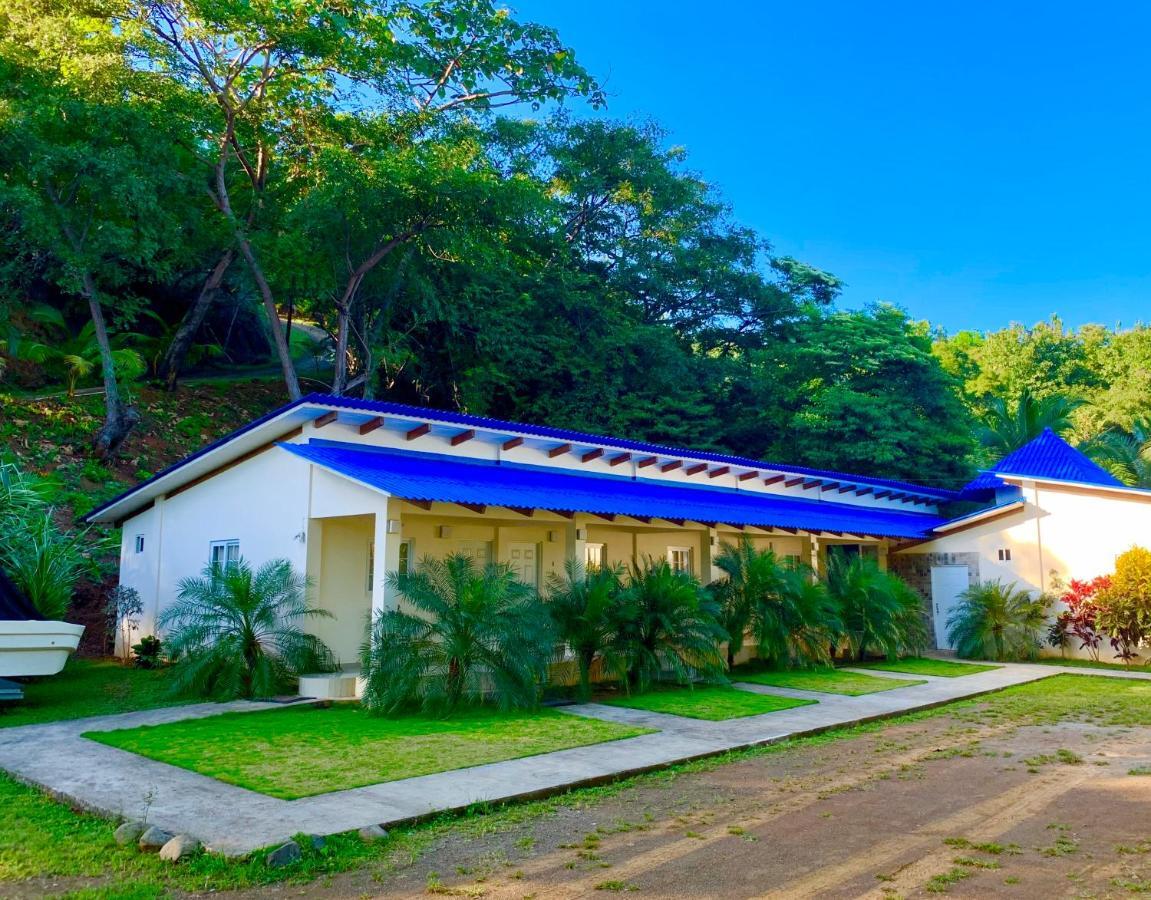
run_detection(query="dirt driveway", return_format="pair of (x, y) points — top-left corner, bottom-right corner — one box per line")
(243, 677), (1151, 900)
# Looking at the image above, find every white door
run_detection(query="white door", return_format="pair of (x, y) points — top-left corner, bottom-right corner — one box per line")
(930, 565), (970, 650)
(507, 542), (540, 590)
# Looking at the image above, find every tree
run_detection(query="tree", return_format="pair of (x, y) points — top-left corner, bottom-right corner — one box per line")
(160, 557), (335, 699)
(1089, 419), (1151, 488)
(614, 558), (726, 692)
(946, 580), (1050, 661)
(1094, 546), (1151, 667)
(120, 0), (602, 397)
(827, 556), (926, 661)
(976, 389), (1083, 458)
(361, 554), (553, 714)
(545, 559), (627, 701)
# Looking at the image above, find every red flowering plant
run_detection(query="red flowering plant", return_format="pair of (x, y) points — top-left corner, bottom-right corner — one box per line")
(1050, 576), (1110, 661)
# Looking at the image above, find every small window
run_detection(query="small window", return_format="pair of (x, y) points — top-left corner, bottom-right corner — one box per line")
(668, 546), (693, 575)
(134, 534), (145, 554)
(585, 543), (606, 570)
(997, 548), (1012, 562)
(398, 539), (414, 576)
(209, 539), (240, 570)
(367, 540), (375, 593)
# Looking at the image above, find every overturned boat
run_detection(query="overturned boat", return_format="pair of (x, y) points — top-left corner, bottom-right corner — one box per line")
(0, 569), (83, 689)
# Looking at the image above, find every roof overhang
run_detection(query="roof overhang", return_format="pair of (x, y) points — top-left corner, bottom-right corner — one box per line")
(997, 474), (1151, 501)
(932, 500), (1026, 536)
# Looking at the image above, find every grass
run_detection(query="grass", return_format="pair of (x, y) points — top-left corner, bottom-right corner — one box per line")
(85, 703), (652, 799)
(855, 657), (1001, 677)
(1034, 656), (1150, 672)
(0, 659), (184, 729)
(6, 673), (1151, 896)
(733, 666), (925, 695)
(601, 685), (814, 720)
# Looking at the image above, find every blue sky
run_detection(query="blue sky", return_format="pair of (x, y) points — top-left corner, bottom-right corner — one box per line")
(513, 1), (1150, 333)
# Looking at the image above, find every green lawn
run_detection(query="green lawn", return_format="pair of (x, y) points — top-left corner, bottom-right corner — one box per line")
(0, 659), (184, 729)
(85, 703), (652, 799)
(1034, 656), (1150, 672)
(733, 667), (925, 695)
(602, 685), (814, 720)
(855, 657), (1001, 677)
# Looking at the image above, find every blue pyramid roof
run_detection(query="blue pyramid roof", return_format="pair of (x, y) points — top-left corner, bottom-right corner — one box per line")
(961, 428), (1123, 498)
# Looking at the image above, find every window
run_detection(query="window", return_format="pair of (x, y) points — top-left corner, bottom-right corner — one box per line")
(585, 542), (606, 570)
(668, 546), (693, 574)
(367, 540), (375, 593)
(209, 539), (239, 570)
(398, 539), (413, 576)
(134, 534), (145, 554)
(997, 548), (1012, 562)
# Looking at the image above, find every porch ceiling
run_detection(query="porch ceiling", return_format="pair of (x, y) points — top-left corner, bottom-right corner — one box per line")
(280, 440), (945, 540)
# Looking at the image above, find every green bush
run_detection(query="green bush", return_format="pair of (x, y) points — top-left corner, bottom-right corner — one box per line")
(827, 556), (926, 661)
(946, 580), (1050, 661)
(361, 554), (553, 715)
(546, 559), (628, 701)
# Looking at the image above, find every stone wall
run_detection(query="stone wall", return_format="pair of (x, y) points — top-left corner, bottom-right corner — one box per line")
(889, 552), (982, 649)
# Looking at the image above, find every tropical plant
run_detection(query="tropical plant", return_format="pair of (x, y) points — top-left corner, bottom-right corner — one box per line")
(0, 461), (91, 620)
(131, 634), (164, 669)
(20, 321), (146, 397)
(712, 537), (840, 668)
(827, 555), (926, 661)
(159, 557), (335, 699)
(946, 580), (1050, 661)
(614, 557), (727, 692)
(106, 584), (144, 663)
(1094, 547), (1151, 667)
(1050, 576), (1110, 661)
(546, 558), (627, 701)
(1090, 419), (1151, 488)
(976, 389), (1082, 457)
(361, 554), (553, 714)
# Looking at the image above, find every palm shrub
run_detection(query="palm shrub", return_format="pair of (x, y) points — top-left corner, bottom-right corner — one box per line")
(361, 554), (553, 715)
(828, 556), (926, 661)
(546, 559), (627, 701)
(160, 557), (335, 699)
(946, 580), (1050, 661)
(615, 557), (727, 692)
(712, 537), (840, 668)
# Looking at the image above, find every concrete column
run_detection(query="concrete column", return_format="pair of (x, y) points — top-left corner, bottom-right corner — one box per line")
(371, 496), (404, 618)
(565, 514), (590, 572)
(877, 541), (889, 572)
(701, 526), (720, 584)
(809, 534), (822, 578)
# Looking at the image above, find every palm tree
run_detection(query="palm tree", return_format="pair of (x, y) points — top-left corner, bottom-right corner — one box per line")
(827, 555), (926, 661)
(361, 554), (553, 714)
(160, 557), (335, 699)
(21, 320), (146, 397)
(712, 537), (840, 668)
(546, 559), (627, 701)
(615, 557), (727, 692)
(977, 389), (1082, 457)
(946, 580), (1050, 661)
(1089, 419), (1151, 488)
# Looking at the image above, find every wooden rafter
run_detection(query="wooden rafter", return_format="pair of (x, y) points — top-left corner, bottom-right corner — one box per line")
(406, 423), (431, 441)
(610, 453), (632, 467)
(660, 460), (682, 473)
(684, 463), (706, 476)
(709, 466), (730, 479)
(739, 471), (759, 481)
(763, 474), (785, 486)
(451, 429), (475, 446)
(313, 411), (338, 428)
(457, 502), (486, 514)
(508, 506), (534, 517)
(582, 448), (604, 463)
(548, 443), (572, 458)
(784, 477), (804, 488)
(358, 416), (384, 435)
(637, 456), (658, 468)
(502, 436), (524, 450)
(408, 499), (433, 510)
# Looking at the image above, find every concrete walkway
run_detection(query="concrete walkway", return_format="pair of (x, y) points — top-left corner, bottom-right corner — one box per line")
(0, 661), (1144, 856)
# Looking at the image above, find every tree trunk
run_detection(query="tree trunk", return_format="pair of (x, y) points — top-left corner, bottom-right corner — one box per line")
(234, 235), (301, 400)
(82, 272), (139, 459)
(159, 249), (235, 390)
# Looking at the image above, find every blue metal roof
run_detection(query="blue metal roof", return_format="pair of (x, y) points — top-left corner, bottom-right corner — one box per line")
(961, 428), (1123, 498)
(280, 439), (947, 539)
(299, 394), (958, 500)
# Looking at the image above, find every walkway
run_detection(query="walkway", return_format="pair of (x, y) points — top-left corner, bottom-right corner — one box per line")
(0, 662), (1141, 856)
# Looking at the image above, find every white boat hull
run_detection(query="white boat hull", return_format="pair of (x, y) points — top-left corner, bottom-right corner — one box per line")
(0, 621), (85, 677)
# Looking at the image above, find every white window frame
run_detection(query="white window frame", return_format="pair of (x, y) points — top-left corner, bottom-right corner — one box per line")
(667, 546), (694, 575)
(134, 534), (145, 554)
(209, 539), (240, 570)
(585, 542), (606, 570)
(397, 539), (414, 576)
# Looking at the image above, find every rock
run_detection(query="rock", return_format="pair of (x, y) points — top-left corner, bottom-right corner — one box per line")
(307, 834), (326, 851)
(358, 824), (389, 842)
(265, 840), (301, 868)
(138, 825), (174, 851)
(159, 834), (201, 862)
(114, 821), (147, 846)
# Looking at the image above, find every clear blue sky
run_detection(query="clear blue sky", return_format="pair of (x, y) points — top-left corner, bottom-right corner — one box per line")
(514, 1), (1150, 333)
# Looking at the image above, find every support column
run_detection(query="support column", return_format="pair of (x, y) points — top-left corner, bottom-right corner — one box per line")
(877, 541), (889, 572)
(370, 496), (404, 618)
(565, 514), (590, 573)
(701, 526), (720, 584)
(809, 534), (822, 579)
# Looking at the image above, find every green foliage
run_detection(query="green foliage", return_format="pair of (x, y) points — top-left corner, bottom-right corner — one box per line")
(1094, 546), (1151, 666)
(976, 389), (1082, 457)
(545, 558), (627, 701)
(946, 580), (1050, 661)
(160, 557), (336, 699)
(827, 556), (927, 661)
(602, 685), (812, 721)
(361, 554), (553, 714)
(613, 558), (727, 692)
(131, 634), (164, 669)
